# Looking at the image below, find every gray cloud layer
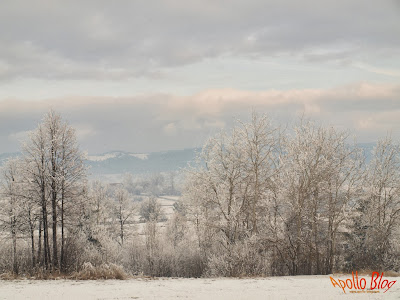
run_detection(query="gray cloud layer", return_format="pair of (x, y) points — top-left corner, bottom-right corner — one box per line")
(1, 83), (399, 153)
(0, 0), (399, 81)
(1, 1), (399, 154)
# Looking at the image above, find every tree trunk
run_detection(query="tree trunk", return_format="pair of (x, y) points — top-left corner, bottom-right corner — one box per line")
(42, 203), (50, 270)
(60, 187), (65, 272)
(11, 216), (18, 274)
(51, 143), (59, 270)
(37, 217), (42, 266)
(28, 209), (36, 268)
(119, 205), (124, 245)
(52, 190), (58, 270)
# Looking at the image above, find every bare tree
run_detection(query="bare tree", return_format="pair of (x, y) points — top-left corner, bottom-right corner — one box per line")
(23, 123), (52, 269)
(354, 136), (400, 269)
(113, 187), (135, 245)
(183, 113), (281, 276)
(238, 112), (281, 235)
(1, 158), (24, 274)
(278, 120), (363, 274)
(139, 196), (164, 223)
(19, 110), (87, 271)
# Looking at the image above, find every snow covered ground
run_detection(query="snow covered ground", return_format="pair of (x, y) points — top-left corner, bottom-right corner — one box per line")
(1, 276), (399, 300)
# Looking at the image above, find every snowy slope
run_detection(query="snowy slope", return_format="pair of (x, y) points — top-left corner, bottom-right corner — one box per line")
(85, 148), (199, 175)
(0, 275), (398, 300)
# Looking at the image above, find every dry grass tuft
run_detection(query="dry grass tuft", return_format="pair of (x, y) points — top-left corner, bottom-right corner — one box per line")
(0, 272), (19, 280)
(334, 270), (400, 277)
(380, 270), (400, 277)
(357, 269), (399, 277)
(0, 264), (130, 280)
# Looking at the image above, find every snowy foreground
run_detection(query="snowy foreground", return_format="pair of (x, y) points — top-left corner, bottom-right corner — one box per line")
(1, 276), (399, 300)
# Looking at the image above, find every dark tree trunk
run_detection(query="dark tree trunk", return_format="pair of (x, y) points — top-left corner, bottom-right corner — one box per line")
(51, 143), (59, 270)
(60, 186), (65, 272)
(51, 189), (58, 269)
(28, 209), (36, 268)
(37, 217), (42, 266)
(11, 216), (18, 274)
(42, 202), (50, 269)
(120, 206), (124, 245)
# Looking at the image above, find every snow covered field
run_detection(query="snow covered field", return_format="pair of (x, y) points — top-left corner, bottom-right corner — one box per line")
(1, 276), (399, 300)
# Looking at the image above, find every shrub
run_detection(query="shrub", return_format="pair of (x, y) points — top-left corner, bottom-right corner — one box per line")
(70, 262), (128, 280)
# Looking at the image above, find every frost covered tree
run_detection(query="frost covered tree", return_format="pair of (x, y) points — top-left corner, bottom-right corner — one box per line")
(184, 128), (246, 249)
(183, 115), (373, 276)
(183, 113), (281, 276)
(16, 110), (87, 271)
(112, 187), (135, 245)
(349, 136), (400, 270)
(139, 196), (164, 222)
(22, 122), (52, 269)
(0, 158), (25, 274)
(91, 181), (110, 227)
(277, 121), (364, 274)
(238, 112), (281, 235)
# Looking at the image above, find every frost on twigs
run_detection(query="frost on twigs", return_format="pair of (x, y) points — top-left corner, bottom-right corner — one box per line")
(70, 262), (128, 280)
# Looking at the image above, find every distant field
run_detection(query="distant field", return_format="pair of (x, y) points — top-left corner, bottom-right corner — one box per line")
(157, 195), (179, 216)
(128, 195), (179, 237)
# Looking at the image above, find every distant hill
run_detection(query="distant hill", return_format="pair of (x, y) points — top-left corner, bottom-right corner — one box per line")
(85, 148), (200, 176)
(0, 152), (20, 165)
(357, 142), (375, 162)
(0, 148), (199, 179)
(0, 143), (376, 177)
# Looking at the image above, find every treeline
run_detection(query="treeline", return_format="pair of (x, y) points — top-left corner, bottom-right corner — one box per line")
(183, 113), (400, 276)
(0, 111), (399, 278)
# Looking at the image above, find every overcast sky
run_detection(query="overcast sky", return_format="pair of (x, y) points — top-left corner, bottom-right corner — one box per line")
(1, 0), (399, 154)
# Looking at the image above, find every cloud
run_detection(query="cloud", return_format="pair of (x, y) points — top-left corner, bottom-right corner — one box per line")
(163, 122), (177, 136)
(354, 63), (400, 77)
(73, 124), (97, 140)
(0, 0), (399, 81)
(0, 82), (399, 153)
(8, 130), (30, 143)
